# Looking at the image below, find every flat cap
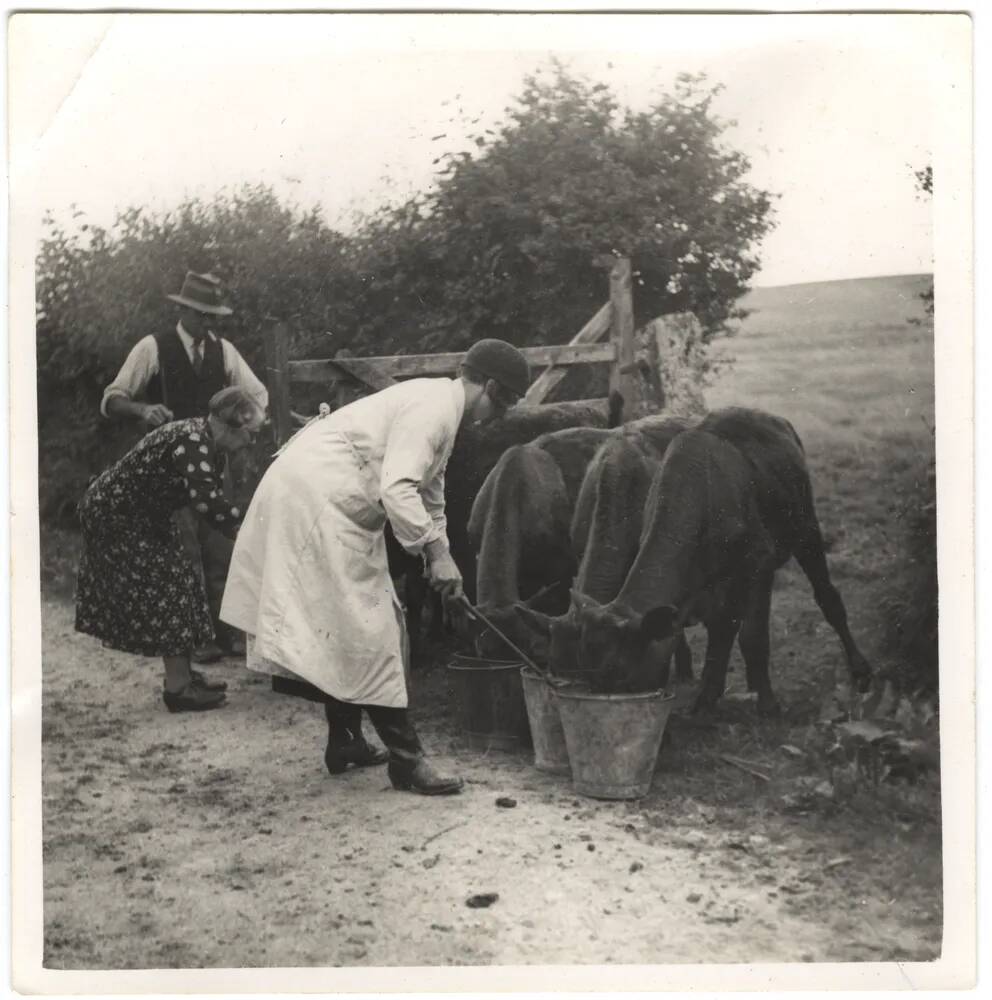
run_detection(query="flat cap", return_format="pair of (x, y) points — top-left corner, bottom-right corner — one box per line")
(463, 339), (530, 398)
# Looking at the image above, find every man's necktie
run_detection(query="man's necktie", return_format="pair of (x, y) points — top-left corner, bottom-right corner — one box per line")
(192, 342), (204, 376)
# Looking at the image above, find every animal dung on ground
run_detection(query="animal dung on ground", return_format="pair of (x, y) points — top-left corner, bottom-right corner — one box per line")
(495, 796), (517, 808)
(466, 892), (500, 908)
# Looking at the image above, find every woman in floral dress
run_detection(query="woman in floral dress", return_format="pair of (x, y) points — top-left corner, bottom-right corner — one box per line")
(75, 387), (265, 712)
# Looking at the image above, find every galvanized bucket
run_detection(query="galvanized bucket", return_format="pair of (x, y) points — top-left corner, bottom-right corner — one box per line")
(447, 654), (530, 752)
(520, 666), (572, 775)
(553, 687), (675, 799)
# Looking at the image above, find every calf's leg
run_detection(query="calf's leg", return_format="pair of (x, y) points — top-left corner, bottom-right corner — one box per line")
(674, 634), (694, 683)
(794, 523), (872, 691)
(738, 573), (780, 717)
(692, 619), (741, 714)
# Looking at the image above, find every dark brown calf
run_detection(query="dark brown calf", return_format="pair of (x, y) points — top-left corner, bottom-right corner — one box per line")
(515, 417), (693, 686)
(522, 408), (871, 714)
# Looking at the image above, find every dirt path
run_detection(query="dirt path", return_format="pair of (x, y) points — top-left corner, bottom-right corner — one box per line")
(41, 598), (938, 969)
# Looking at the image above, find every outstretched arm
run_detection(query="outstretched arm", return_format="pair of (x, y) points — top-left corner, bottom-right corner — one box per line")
(170, 429), (244, 540)
(102, 336), (174, 426)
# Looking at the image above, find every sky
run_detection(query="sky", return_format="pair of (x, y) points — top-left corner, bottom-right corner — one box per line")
(9, 11), (958, 287)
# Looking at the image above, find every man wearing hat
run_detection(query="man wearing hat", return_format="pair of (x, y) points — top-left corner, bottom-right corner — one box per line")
(102, 271), (269, 662)
(220, 338), (530, 796)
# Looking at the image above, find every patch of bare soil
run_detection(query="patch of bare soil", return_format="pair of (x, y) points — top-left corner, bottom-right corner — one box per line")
(41, 596), (940, 970)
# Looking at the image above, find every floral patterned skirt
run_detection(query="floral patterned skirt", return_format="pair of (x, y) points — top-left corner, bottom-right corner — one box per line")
(74, 495), (214, 657)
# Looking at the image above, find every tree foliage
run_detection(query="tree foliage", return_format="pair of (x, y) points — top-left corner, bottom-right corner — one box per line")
(343, 66), (774, 357)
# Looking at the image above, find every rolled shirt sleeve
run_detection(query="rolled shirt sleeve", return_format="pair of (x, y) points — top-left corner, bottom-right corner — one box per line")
(221, 340), (269, 413)
(379, 414), (449, 556)
(420, 466), (447, 540)
(100, 336), (158, 417)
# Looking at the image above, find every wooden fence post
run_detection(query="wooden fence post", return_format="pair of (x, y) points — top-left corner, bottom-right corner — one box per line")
(263, 318), (293, 448)
(609, 257), (637, 415)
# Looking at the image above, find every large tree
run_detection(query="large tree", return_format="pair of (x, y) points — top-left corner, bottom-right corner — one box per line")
(345, 65), (775, 355)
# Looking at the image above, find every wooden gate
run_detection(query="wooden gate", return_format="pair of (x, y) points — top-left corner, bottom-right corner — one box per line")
(263, 257), (652, 447)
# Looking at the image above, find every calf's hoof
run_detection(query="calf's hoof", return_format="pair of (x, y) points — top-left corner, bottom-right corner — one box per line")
(756, 695), (782, 719)
(852, 665), (874, 694)
(690, 693), (718, 716)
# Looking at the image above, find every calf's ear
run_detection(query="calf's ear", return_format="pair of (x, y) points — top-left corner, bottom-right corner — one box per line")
(640, 605), (679, 641)
(513, 604), (553, 637)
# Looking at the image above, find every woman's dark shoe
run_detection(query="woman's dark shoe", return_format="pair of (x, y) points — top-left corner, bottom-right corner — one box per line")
(190, 669), (228, 693)
(388, 758), (464, 796)
(324, 738), (390, 775)
(191, 642), (224, 664)
(162, 683), (226, 713)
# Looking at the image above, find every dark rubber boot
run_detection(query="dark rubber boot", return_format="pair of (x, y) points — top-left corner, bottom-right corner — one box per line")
(364, 705), (463, 795)
(387, 758), (464, 796)
(324, 697), (388, 775)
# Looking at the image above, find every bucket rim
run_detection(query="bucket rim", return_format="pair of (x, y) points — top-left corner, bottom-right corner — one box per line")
(520, 666), (588, 691)
(553, 687), (675, 704)
(447, 655), (524, 671)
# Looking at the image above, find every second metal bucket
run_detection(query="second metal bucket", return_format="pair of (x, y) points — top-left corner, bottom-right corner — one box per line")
(520, 667), (571, 775)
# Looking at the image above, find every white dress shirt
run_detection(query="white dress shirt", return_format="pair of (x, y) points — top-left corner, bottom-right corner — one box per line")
(100, 322), (269, 417)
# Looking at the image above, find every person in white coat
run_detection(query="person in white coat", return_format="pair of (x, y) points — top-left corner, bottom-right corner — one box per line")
(220, 339), (530, 795)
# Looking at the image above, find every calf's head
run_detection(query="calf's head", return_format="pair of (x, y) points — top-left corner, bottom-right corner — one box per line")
(473, 581), (571, 663)
(566, 591), (682, 693)
(512, 605), (581, 679)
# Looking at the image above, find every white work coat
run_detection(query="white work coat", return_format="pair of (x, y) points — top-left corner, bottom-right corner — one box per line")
(220, 378), (465, 707)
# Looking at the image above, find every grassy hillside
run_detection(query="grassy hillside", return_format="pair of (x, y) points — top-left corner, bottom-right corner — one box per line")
(708, 274), (934, 448)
